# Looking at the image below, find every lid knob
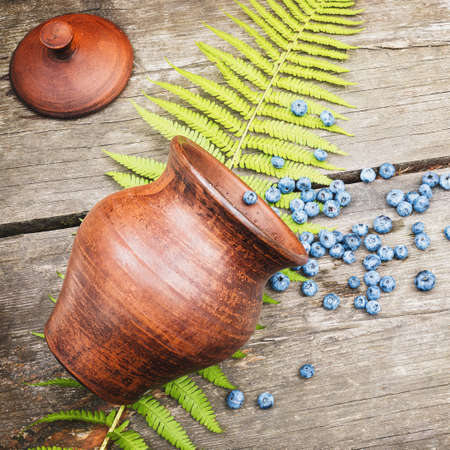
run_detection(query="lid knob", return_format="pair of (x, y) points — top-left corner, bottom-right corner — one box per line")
(40, 20), (74, 53)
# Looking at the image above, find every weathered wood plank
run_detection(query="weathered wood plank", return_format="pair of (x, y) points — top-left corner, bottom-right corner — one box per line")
(1, 0), (449, 226)
(1, 169), (449, 448)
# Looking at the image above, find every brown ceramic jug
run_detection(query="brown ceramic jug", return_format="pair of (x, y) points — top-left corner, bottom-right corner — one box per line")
(45, 136), (307, 404)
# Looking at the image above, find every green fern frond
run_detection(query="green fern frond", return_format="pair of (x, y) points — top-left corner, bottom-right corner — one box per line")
(109, 421), (149, 450)
(198, 365), (236, 389)
(263, 292), (280, 304)
(56, 271), (65, 279)
(106, 171), (151, 189)
(104, 150), (165, 180)
(231, 350), (247, 359)
(256, 323), (266, 330)
(297, 30), (358, 50)
(281, 268), (309, 282)
(240, 174), (273, 197)
(286, 52), (348, 73)
(26, 378), (81, 388)
(132, 395), (195, 450)
(320, 7), (363, 16)
(31, 332), (45, 339)
(164, 376), (223, 433)
(294, 42), (349, 60)
(30, 409), (110, 428)
(306, 21), (364, 35)
(281, 63), (353, 86)
(312, 13), (363, 26)
(268, 0), (305, 29)
(282, 0), (308, 22)
(48, 294), (57, 304)
(274, 192), (299, 209)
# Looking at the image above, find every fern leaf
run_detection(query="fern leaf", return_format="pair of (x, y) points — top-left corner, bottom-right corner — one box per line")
(297, 30), (358, 50)
(282, 0), (308, 23)
(109, 425), (148, 450)
(48, 294), (57, 304)
(319, 7), (364, 16)
(281, 268), (309, 282)
(306, 21), (364, 35)
(26, 378), (82, 388)
(294, 42), (349, 60)
(164, 376), (223, 433)
(286, 52), (349, 73)
(30, 409), (109, 428)
(268, 0), (305, 30)
(131, 395), (195, 450)
(281, 63), (354, 86)
(256, 323), (266, 330)
(312, 13), (363, 26)
(105, 150), (166, 180)
(198, 365), (236, 389)
(56, 271), (65, 279)
(263, 292), (280, 304)
(106, 171), (151, 189)
(231, 350), (247, 359)
(31, 332), (45, 339)
(239, 174), (273, 197)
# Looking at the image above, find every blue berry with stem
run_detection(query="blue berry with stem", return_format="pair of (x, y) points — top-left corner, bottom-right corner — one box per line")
(323, 293), (340, 310)
(226, 390), (245, 409)
(301, 280), (318, 297)
(278, 177), (296, 194)
(269, 272), (290, 292)
(329, 243), (345, 259)
(406, 191), (420, 204)
(292, 209), (307, 225)
(343, 233), (361, 251)
(360, 167), (376, 183)
(314, 148), (327, 161)
(363, 254), (381, 271)
(323, 200), (340, 218)
(386, 189), (405, 207)
(418, 183), (433, 199)
(364, 234), (382, 252)
(333, 230), (344, 243)
(396, 201), (413, 217)
(343, 250), (356, 264)
(377, 245), (394, 262)
(320, 110), (335, 127)
(301, 189), (316, 203)
(290, 197), (305, 212)
(366, 300), (381, 315)
(439, 173), (450, 190)
(364, 270), (380, 287)
(329, 179), (345, 194)
(415, 233), (430, 250)
(265, 186), (281, 203)
(348, 276), (360, 289)
(316, 188), (333, 203)
(299, 231), (314, 244)
(257, 392), (274, 410)
(299, 364), (315, 379)
(305, 202), (320, 217)
(271, 156), (285, 169)
(379, 275), (396, 293)
(296, 177), (311, 192)
(354, 295), (367, 310)
(291, 99), (308, 117)
(335, 190), (352, 207)
(373, 215), (392, 234)
(444, 226), (450, 240)
(422, 171), (440, 188)
(415, 270), (436, 291)
(412, 222), (425, 235)
(352, 223), (369, 237)
(243, 190), (257, 205)
(310, 242), (326, 258)
(394, 244), (409, 260)
(379, 163), (395, 179)
(302, 259), (319, 277)
(367, 286), (381, 301)
(413, 195), (430, 213)
(319, 229), (336, 249)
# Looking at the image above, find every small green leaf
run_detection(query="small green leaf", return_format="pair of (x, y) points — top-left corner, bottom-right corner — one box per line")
(198, 365), (236, 389)
(26, 378), (82, 388)
(231, 350), (247, 359)
(256, 323), (266, 330)
(262, 293), (280, 304)
(31, 332), (45, 339)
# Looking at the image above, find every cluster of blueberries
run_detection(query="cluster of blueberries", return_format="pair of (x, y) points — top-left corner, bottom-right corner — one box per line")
(291, 98), (336, 128)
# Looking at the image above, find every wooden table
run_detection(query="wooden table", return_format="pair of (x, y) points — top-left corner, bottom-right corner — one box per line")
(1, 0), (449, 448)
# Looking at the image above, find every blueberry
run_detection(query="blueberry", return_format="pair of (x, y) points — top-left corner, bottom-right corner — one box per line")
(413, 195), (430, 213)
(348, 276), (360, 289)
(302, 259), (319, 277)
(314, 148), (327, 161)
(320, 110), (335, 127)
(406, 191), (420, 204)
(414, 232), (430, 250)
(379, 163), (395, 179)
(335, 190), (352, 207)
(271, 156), (285, 169)
(439, 173), (450, 190)
(316, 188), (333, 203)
(422, 171), (440, 188)
(343, 233), (361, 251)
(343, 250), (356, 264)
(243, 190), (257, 205)
(379, 275), (396, 293)
(299, 364), (315, 379)
(301, 189), (316, 203)
(296, 177), (311, 192)
(366, 286), (381, 301)
(310, 242), (326, 258)
(299, 231), (314, 244)
(412, 222), (425, 235)
(304, 202), (320, 217)
(396, 201), (413, 217)
(301, 280), (318, 297)
(360, 167), (376, 183)
(386, 189), (405, 208)
(257, 392), (274, 410)
(323, 293), (340, 310)
(377, 245), (394, 262)
(323, 200), (340, 218)
(415, 270), (436, 291)
(354, 295), (367, 310)
(329, 243), (345, 259)
(364, 234), (382, 252)
(265, 186), (281, 203)
(278, 177), (296, 194)
(269, 272), (290, 291)
(329, 180), (345, 194)
(394, 244), (409, 260)
(302, 242), (311, 254)
(291, 99), (308, 117)
(226, 390), (245, 409)
(418, 184), (433, 199)
(363, 254), (381, 271)
(444, 226), (450, 241)
(319, 229), (336, 249)
(333, 230), (344, 243)
(292, 209), (308, 225)
(364, 270), (380, 287)
(352, 224), (369, 237)
(366, 300), (381, 315)
(291, 266), (301, 272)
(290, 197), (305, 212)
(373, 215), (392, 234)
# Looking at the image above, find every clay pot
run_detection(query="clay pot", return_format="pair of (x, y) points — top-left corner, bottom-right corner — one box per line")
(45, 136), (307, 404)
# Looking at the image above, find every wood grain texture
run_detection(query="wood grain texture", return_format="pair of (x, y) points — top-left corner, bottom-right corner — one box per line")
(1, 169), (449, 448)
(1, 0), (449, 226)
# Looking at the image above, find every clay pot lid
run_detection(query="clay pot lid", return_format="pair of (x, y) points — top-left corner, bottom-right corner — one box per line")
(10, 13), (133, 119)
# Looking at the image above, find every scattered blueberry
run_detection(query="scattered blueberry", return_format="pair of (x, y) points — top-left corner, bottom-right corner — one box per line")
(413, 195), (430, 213)
(360, 167), (376, 183)
(366, 300), (381, 315)
(302, 259), (319, 277)
(271, 156), (285, 169)
(320, 110), (335, 127)
(412, 222), (425, 235)
(333, 230), (344, 243)
(414, 232), (430, 250)
(329, 243), (345, 259)
(415, 270), (436, 291)
(422, 171), (440, 188)
(316, 188), (333, 203)
(299, 231), (315, 244)
(299, 364), (315, 379)
(319, 230), (337, 249)
(366, 286), (381, 301)
(290, 197), (305, 212)
(335, 190), (352, 207)
(301, 189), (316, 203)
(323, 200), (341, 218)
(314, 149), (327, 161)
(278, 177), (296, 194)
(363, 254), (381, 271)
(406, 191), (420, 204)
(364, 234), (382, 252)
(265, 186), (281, 203)
(269, 272), (290, 292)
(379, 163), (395, 179)
(296, 177), (311, 192)
(373, 215), (392, 234)
(354, 295), (367, 310)
(301, 280), (318, 297)
(243, 190), (257, 205)
(310, 242), (326, 258)
(418, 183), (433, 199)
(444, 226), (450, 241)
(323, 293), (341, 310)
(292, 209), (308, 225)
(396, 201), (413, 217)
(439, 173), (450, 190)
(343, 250), (356, 264)
(343, 233), (362, 251)
(226, 390), (245, 409)
(377, 245), (394, 262)
(386, 189), (405, 208)
(352, 223), (369, 237)
(257, 392), (274, 410)
(364, 270), (381, 287)
(304, 202), (320, 217)
(394, 244), (409, 260)
(291, 99), (308, 117)
(348, 276), (360, 289)
(329, 180), (345, 194)
(379, 275), (396, 293)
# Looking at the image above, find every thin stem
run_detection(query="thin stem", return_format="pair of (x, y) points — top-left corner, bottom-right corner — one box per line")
(99, 404), (125, 450)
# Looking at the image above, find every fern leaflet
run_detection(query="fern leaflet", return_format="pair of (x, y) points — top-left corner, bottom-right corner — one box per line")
(26, 378), (81, 388)
(198, 365), (236, 389)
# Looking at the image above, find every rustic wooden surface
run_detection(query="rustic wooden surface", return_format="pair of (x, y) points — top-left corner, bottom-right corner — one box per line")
(1, 0), (450, 448)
